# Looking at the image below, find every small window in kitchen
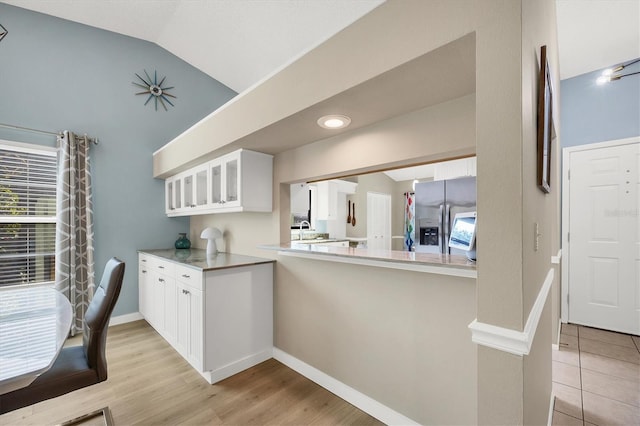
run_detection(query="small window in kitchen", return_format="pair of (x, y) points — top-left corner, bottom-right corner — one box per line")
(0, 140), (57, 287)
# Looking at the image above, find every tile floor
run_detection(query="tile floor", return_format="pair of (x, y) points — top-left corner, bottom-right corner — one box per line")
(552, 323), (640, 426)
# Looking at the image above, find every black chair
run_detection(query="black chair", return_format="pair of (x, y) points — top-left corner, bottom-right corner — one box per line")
(0, 257), (125, 423)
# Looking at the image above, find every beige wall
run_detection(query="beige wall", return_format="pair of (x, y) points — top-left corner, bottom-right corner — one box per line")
(185, 1), (560, 424)
(520, 0), (561, 422)
(277, 257), (477, 424)
(275, 94), (476, 186)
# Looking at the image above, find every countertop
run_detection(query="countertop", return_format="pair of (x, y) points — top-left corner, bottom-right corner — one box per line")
(138, 248), (275, 271)
(260, 243), (476, 278)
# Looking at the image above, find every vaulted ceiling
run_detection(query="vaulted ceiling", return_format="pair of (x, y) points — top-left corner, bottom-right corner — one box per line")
(2, 0), (638, 93)
(0, 0), (384, 93)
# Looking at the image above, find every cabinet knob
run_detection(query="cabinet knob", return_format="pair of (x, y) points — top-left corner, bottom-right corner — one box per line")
(182, 289), (190, 295)
(158, 265), (164, 269)
(142, 270), (147, 274)
(158, 278), (165, 283)
(182, 274), (190, 279)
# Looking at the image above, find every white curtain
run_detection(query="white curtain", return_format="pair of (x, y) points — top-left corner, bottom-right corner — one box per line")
(55, 131), (95, 335)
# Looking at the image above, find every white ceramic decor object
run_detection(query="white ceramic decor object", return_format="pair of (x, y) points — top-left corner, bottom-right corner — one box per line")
(200, 227), (223, 257)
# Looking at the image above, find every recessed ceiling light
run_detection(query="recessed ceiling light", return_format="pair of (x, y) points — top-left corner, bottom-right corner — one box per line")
(317, 114), (351, 129)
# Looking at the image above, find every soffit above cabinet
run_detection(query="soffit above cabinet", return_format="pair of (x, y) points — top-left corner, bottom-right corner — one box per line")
(153, 2), (476, 179)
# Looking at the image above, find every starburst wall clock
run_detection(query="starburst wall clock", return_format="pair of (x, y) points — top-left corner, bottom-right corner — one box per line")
(133, 70), (176, 111)
(0, 23), (8, 42)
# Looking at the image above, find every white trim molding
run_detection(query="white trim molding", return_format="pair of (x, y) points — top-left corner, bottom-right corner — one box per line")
(273, 348), (420, 426)
(468, 268), (554, 356)
(109, 312), (144, 326)
(551, 249), (562, 265)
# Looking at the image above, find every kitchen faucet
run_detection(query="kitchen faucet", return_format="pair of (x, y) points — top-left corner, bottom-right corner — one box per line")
(299, 221), (311, 240)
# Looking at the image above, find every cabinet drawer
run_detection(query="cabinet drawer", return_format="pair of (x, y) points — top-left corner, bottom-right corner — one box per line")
(147, 256), (176, 276)
(139, 253), (150, 267)
(175, 264), (203, 290)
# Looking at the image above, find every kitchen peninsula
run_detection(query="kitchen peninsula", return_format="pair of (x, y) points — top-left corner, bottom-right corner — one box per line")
(138, 249), (274, 384)
(261, 243), (476, 278)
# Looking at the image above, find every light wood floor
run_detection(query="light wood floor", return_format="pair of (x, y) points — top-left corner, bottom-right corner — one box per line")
(0, 320), (384, 426)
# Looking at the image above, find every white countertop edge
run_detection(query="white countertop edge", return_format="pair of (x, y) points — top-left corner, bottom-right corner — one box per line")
(277, 250), (477, 278)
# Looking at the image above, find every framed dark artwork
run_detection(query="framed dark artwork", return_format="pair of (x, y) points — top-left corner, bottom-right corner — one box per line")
(537, 45), (553, 193)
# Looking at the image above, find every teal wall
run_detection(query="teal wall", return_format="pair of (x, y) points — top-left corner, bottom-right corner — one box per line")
(561, 58), (640, 147)
(0, 4), (236, 316)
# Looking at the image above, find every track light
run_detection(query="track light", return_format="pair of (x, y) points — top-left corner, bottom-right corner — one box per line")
(597, 58), (640, 84)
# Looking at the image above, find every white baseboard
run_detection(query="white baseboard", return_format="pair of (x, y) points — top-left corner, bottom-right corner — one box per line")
(109, 311), (144, 326)
(548, 394), (556, 426)
(273, 348), (420, 426)
(468, 268), (554, 356)
(552, 318), (562, 350)
(202, 348), (274, 384)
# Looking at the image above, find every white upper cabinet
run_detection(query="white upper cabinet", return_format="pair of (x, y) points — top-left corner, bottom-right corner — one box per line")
(209, 151), (241, 210)
(166, 149), (272, 217)
(314, 179), (357, 220)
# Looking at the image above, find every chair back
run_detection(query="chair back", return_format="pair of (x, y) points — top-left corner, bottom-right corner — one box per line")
(82, 257), (125, 381)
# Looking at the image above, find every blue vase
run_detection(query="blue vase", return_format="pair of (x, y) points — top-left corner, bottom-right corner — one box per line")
(175, 233), (191, 249)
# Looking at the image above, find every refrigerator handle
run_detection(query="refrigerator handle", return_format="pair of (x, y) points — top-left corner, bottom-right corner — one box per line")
(444, 204), (451, 254)
(438, 204), (444, 252)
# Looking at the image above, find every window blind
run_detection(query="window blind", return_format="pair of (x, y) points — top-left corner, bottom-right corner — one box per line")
(0, 142), (57, 287)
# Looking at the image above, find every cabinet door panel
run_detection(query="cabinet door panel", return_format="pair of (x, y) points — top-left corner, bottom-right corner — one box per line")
(195, 168), (208, 206)
(188, 288), (203, 369)
(149, 271), (165, 332)
(184, 175), (194, 208)
(165, 180), (174, 214)
(138, 266), (150, 318)
(175, 283), (189, 358)
(225, 157), (239, 203)
(174, 179), (182, 210)
(163, 277), (177, 345)
(176, 282), (203, 369)
(210, 163), (222, 205)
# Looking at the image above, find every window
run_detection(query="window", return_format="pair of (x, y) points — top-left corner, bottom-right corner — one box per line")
(0, 141), (57, 287)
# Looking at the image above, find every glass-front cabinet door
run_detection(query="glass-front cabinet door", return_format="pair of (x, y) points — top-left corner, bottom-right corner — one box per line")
(223, 153), (240, 207)
(166, 176), (183, 214)
(195, 167), (208, 207)
(191, 165), (209, 208)
(181, 167), (208, 211)
(165, 179), (175, 214)
(210, 161), (222, 205)
(183, 175), (194, 208)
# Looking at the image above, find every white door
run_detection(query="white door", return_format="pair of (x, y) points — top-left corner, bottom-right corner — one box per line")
(367, 192), (391, 250)
(568, 141), (639, 334)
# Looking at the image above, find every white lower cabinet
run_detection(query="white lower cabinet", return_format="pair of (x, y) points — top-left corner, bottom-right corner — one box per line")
(138, 252), (273, 384)
(141, 255), (177, 345)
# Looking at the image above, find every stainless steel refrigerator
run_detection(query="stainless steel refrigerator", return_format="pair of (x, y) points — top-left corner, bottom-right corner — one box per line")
(414, 176), (476, 255)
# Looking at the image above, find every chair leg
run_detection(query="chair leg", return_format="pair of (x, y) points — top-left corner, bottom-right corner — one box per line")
(56, 406), (113, 426)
